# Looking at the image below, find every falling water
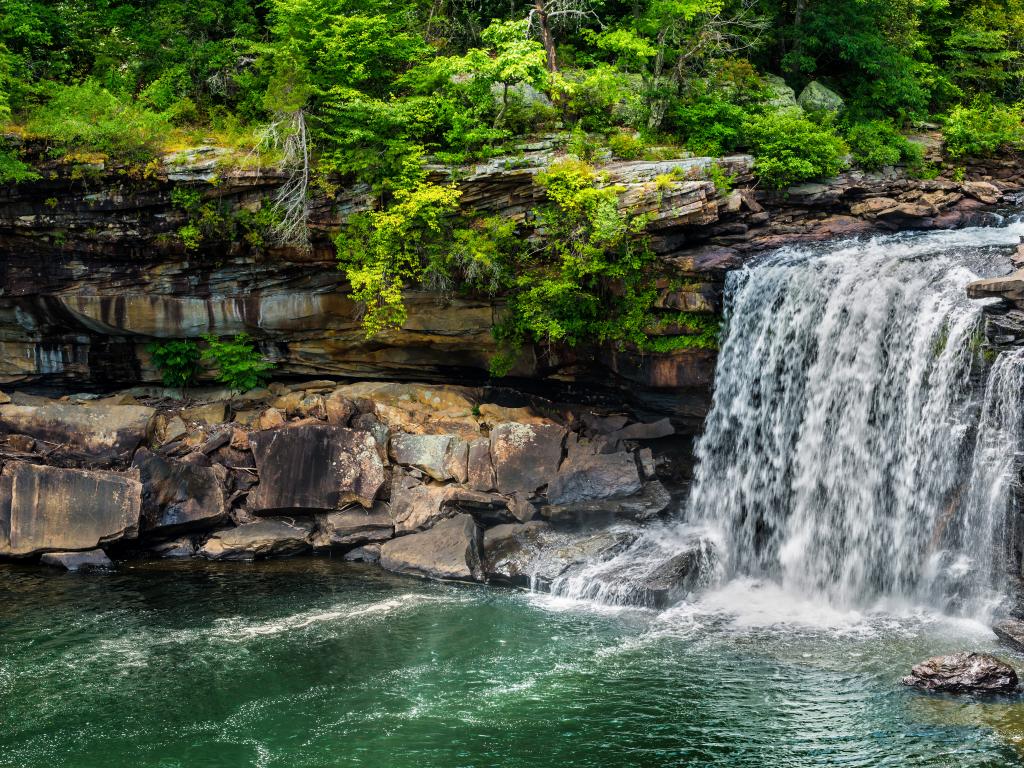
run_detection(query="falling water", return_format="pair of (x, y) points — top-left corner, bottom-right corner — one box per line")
(688, 227), (1024, 615)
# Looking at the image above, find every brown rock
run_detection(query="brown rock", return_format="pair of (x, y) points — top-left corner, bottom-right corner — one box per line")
(181, 401), (228, 426)
(132, 448), (227, 535)
(547, 451), (642, 506)
(379, 513), (484, 582)
(325, 392), (356, 426)
(249, 424), (385, 512)
(467, 438), (496, 492)
(312, 501), (394, 548)
(198, 518), (314, 561)
(229, 428), (250, 451)
(40, 549), (113, 571)
(257, 407), (286, 430)
(0, 462), (142, 556)
(489, 422), (566, 495)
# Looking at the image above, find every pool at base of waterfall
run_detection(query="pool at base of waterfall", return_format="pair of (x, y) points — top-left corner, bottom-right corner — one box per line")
(3, 559), (1023, 768)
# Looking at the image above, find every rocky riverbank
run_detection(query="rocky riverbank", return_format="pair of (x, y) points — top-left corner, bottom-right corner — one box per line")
(0, 379), (707, 602)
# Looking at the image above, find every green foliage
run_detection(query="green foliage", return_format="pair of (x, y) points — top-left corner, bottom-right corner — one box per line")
(744, 110), (848, 189)
(845, 121), (923, 171)
(607, 130), (646, 160)
(0, 148), (38, 183)
(707, 162), (736, 194)
(148, 339), (201, 388)
(943, 100), (1024, 158)
(200, 333), (274, 391)
(25, 80), (169, 159)
(671, 91), (752, 156)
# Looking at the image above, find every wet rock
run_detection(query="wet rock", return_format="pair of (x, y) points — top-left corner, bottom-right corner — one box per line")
(249, 424), (385, 512)
(483, 520), (551, 586)
(132, 448), (227, 535)
(634, 541), (717, 606)
(198, 518), (315, 561)
(0, 462), (142, 556)
(0, 402), (153, 465)
(547, 451), (642, 506)
(40, 549), (113, 571)
(344, 543), (382, 563)
(489, 422), (566, 495)
(151, 537), (196, 558)
(544, 478), (672, 523)
(967, 268), (1024, 303)
(901, 653), (1018, 694)
(379, 513), (484, 582)
(312, 502), (394, 548)
(993, 619), (1024, 653)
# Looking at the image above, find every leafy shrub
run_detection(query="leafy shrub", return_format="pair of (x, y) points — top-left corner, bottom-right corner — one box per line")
(943, 101), (1024, 158)
(0, 149), (39, 184)
(607, 130), (646, 160)
(671, 93), (751, 156)
(744, 110), (848, 189)
(845, 121), (922, 170)
(201, 333), (275, 391)
(148, 339), (201, 388)
(25, 80), (170, 159)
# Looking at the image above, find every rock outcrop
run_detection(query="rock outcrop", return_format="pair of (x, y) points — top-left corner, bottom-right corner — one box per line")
(901, 653), (1019, 694)
(0, 462), (141, 556)
(132, 448), (226, 534)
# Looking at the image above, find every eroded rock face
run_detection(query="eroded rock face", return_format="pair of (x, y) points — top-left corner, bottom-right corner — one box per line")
(490, 422), (566, 495)
(312, 502), (394, 548)
(547, 452), (642, 506)
(198, 518), (314, 561)
(0, 402), (154, 465)
(132, 448), (227, 535)
(901, 653), (1018, 694)
(249, 425), (385, 512)
(0, 462), (141, 556)
(379, 513), (484, 582)
(40, 549), (113, 571)
(544, 478), (672, 523)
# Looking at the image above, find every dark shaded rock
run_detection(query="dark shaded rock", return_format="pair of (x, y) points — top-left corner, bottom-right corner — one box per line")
(40, 549), (113, 571)
(543, 478), (672, 523)
(198, 518), (315, 561)
(379, 513), (484, 582)
(344, 543), (382, 563)
(490, 422), (566, 495)
(0, 462), (141, 556)
(547, 451), (642, 506)
(608, 418), (675, 443)
(483, 520), (551, 586)
(993, 620), (1024, 653)
(0, 402), (153, 465)
(151, 537), (196, 559)
(901, 653), (1018, 694)
(634, 541), (717, 606)
(249, 425), (385, 512)
(312, 502), (394, 548)
(132, 448), (227, 535)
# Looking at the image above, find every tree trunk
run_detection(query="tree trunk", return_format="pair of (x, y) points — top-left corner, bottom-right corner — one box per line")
(534, 0), (559, 72)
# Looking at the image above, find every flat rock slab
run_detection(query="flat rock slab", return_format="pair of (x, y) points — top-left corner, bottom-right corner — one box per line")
(489, 422), (565, 495)
(902, 652), (1018, 694)
(547, 451), (641, 506)
(313, 502), (395, 548)
(379, 513), (484, 582)
(543, 478), (672, 523)
(0, 462), (141, 556)
(198, 518), (314, 561)
(133, 448), (226, 535)
(249, 425), (385, 513)
(41, 548), (113, 571)
(0, 402), (154, 465)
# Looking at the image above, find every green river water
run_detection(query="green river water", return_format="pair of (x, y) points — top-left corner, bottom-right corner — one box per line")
(2, 558), (1024, 767)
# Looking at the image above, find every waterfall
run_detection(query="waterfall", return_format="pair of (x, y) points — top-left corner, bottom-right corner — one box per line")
(688, 228), (1024, 615)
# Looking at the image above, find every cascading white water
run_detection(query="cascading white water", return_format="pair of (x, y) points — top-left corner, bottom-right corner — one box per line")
(689, 226), (1024, 615)
(539, 224), (1024, 615)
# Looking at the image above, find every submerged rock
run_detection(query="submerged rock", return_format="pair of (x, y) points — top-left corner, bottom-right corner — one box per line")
(901, 653), (1018, 694)
(0, 462), (141, 556)
(379, 513), (484, 582)
(40, 549), (113, 571)
(198, 518), (314, 561)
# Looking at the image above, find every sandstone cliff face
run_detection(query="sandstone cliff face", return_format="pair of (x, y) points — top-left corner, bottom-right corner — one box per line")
(1, 143), (1019, 433)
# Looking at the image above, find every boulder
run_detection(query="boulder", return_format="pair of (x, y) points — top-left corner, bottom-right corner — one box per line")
(797, 81), (844, 112)
(379, 513), (484, 582)
(389, 433), (468, 482)
(901, 653), (1018, 694)
(40, 549), (113, 571)
(249, 424), (385, 512)
(181, 401), (228, 426)
(489, 422), (566, 495)
(198, 518), (314, 561)
(344, 543), (382, 563)
(389, 472), (509, 533)
(993, 619), (1024, 653)
(962, 181), (1001, 205)
(325, 392), (356, 426)
(764, 74), (799, 111)
(547, 451), (642, 506)
(467, 438), (496, 492)
(132, 448), (227, 535)
(0, 462), (142, 556)
(151, 537), (196, 558)
(967, 268), (1024, 303)
(607, 418), (675, 443)
(0, 402), (153, 465)
(544, 478), (672, 523)
(633, 542), (717, 606)
(483, 520), (551, 586)
(312, 502), (395, 548)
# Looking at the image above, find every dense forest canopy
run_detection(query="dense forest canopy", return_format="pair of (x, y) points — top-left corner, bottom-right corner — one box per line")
(3, 0), (1024, 360)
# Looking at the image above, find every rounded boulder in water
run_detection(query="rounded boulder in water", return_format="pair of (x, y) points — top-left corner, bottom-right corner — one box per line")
(901, 652), (1019, 694)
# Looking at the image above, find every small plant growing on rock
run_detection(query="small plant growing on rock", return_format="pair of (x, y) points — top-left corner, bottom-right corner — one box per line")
(200, 333), (275, 391)
(148, 339), (201, 389)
